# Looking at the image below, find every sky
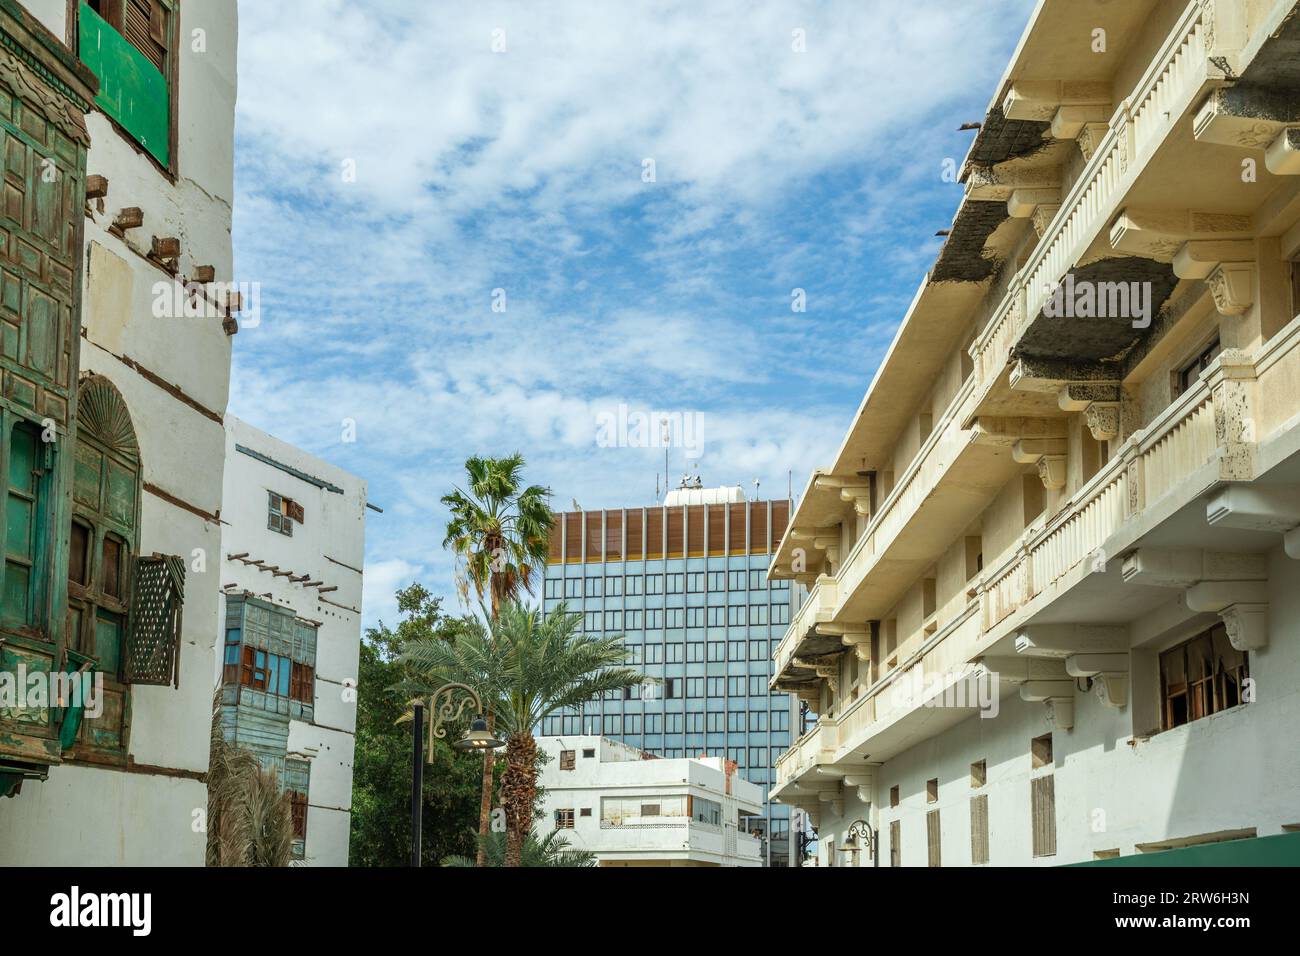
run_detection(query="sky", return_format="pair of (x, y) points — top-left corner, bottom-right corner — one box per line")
(229, 0), (1038, 630)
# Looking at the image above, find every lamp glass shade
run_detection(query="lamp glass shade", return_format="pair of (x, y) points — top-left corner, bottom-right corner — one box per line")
(454, 716), (504, 752)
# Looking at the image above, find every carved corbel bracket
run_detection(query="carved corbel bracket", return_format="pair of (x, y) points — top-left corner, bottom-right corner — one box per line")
(1205, 262), (1256, 316)
(1219, 602), (1268, 651)
(1066, 653), (1130, 709)
(1084, 402), (1122, 442)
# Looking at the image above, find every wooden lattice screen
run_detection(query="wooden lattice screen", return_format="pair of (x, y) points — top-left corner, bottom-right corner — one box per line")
(124, 554), (186, 686)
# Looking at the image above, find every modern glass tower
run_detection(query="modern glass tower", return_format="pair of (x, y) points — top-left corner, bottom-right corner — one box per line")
(541, 483), (797, 865)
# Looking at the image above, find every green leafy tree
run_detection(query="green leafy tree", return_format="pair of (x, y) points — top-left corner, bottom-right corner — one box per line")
(403, 601), (641, 867)
(441, 454), (554, 863)
(349, 587), (491, 866)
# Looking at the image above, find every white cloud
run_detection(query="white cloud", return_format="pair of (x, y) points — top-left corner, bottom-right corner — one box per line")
(231, 0), (1036, 627)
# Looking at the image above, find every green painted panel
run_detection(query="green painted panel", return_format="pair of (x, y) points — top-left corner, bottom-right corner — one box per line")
(5, 494), (31, 555)
(1, 269), (19, 314)
(105, 457), (135, 528)
(94, 609), (122, 675)
(82, 686), (123, 749)
(24, 286), (56, 376)
(2, 559), (29, 622)
(7, 420), (35, 490)
(73, 441), (101, 509)
(0, 643), (52, 727)
(1073, 832), (1300, 867)
(78, 3), (169, 167)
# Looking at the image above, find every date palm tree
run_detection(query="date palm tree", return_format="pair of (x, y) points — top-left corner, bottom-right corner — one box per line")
(402, 601), (641, 867)
(442, 453), (553, 618)
(441, 453), (554, 864)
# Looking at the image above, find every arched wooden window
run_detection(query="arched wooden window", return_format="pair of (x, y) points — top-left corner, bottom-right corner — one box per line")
(66, 375), (141, 754)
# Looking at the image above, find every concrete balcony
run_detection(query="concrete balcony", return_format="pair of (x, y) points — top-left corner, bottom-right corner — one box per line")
(592, 820), (762, 867)
(771, 576), (840, 700)
(774, 312), (1300, 787)
(969, 0), (1300, 422)
(772, 716), (839, 794)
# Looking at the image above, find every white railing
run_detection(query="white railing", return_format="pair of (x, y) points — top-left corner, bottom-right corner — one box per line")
(972, 2), (1212, 375)
(774, 717), (838, 788)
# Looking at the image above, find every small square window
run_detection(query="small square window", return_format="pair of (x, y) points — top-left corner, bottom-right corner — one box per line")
(582, 748), (595, 758)
(268, 491), (293, 537)
(559, 750), (575, 770)
(889, 785), (899, 809)
(970, 759), (987, 788)
(1032, 733), (1053, 770)
(926, 778), (939, 803)
(580, 808), (592, 817)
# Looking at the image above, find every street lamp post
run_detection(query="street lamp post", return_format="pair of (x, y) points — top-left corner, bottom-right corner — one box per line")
(409, 682), (504, 868)
(846, 819), (878, 868)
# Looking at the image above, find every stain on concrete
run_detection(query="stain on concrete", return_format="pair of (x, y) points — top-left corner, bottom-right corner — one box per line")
(1018, 256), (1178, 361)
(932, 199), (1009, 284)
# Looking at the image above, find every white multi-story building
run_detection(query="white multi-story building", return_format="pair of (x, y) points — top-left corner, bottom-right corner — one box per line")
(1, 0), (239, 864)
(216, 416), (370, 866)
(534, 735), (765, 867)
(769, 0), (1300, 867)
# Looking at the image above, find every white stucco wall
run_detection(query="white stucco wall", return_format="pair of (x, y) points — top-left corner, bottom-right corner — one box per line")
(535, 735), (764, 866)
(809, 544), (1300, 867)
(219, 417), (368, 866)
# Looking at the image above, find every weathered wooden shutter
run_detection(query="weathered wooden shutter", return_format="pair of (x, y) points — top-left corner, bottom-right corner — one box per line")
(1031, 775), (1057, 858)
(889, 819), (901, 867)
(926, 809), (941, 867)
(123, 0), (168, 73)
(970, 794), (989, 864)
(285, 498), (305, 524)
(124, 554), (186, 686)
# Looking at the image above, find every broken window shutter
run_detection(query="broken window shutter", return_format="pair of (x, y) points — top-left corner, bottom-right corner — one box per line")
(123, 0), (167, 72)
(286, 499), (305, 524)
(124, 554), (186, 687)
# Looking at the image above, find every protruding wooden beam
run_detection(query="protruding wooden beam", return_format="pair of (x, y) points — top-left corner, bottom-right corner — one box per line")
(113, 207), (144, 231)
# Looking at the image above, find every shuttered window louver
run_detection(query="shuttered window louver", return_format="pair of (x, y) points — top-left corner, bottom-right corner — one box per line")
(605, 511), (622, 561)
(707, 505), (725, 555)
(748, 502), (767, 555)
(122, 0), (168, 73)
(686, 504), (704, 556)
(665, 506), (684, 557)
(124, 554), (186, 686)
(889, 819), (901, 867)
(646, 509), (664, 559)
(625, 510), (644, 560)
(971, 794), (990, 864)
(1031, 775), (1057, 858)
(926, 809), (941, 867)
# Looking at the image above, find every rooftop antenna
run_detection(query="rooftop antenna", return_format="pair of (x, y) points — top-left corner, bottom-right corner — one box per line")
(660, 416), (671, 501)
(754, 478), (761, 500)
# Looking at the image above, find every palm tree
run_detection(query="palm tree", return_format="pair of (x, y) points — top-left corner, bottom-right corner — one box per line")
(441, 453), (554, 864)
(440, 828), (597, 868)
(206, 691), (293, 867)
(402, 601), (642, 867)
(442, 454), (553, 618)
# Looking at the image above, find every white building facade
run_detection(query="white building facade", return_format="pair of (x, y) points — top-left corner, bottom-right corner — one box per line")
(534, 735), (765, 867)
(1, 0), (239, 865)
(769, 0), (1300, 868)
(216, 417), (369, 866)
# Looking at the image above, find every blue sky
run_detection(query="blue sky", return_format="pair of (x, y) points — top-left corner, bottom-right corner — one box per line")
(228, 0), (1037, 628)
